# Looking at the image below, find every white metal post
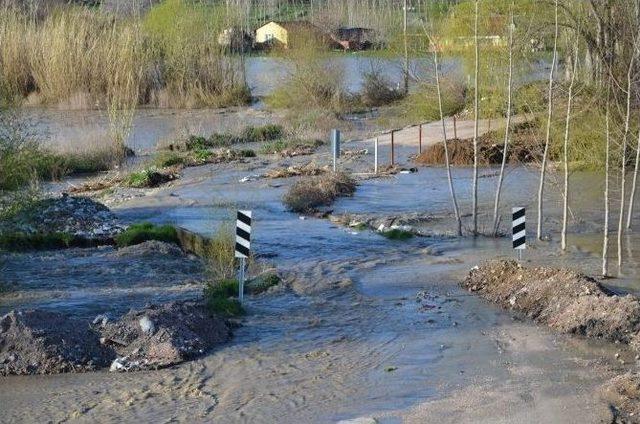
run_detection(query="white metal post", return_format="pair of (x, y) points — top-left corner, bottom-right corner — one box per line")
(238, 257), (246, 304)
(374, 137), (379, 174)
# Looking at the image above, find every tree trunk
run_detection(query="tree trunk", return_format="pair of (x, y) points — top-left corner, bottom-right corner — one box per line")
(617, 49), (636, 272)
(626, 121), (640, 229)
(472, 0), (479, 236)
(433, 38), (463, 236)
(536, 0), (558, 241)
(403, 0), (409, 94)
(492, 2), (514, 236)
(603, 87), (611, 277)
(561, 46), (578, 251)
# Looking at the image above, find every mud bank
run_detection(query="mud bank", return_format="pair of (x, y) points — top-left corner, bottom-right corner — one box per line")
(602, 372), (640, 423)
(0, 301), (230, 375)
(463, 260), (640, 349)
(463, 260), (640, 422)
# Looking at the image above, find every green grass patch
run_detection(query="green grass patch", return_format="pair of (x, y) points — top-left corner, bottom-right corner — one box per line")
(124, 168), (176, 188)
(260, 138), (323, 155)
(380, 229), (414, 241)
(153, 151), (185, 168)
(204, 279), (244, 317)
(183, 125), (284, 151)
(115, 223), (178, 247)
(0, 231), (76, 251)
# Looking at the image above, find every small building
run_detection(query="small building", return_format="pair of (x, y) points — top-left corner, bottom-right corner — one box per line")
(330, 27), (376, 51)
(217, 27), (253, 52)
(255, 21), (327, 49)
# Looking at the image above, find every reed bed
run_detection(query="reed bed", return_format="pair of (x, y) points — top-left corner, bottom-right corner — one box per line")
(0, 3), (249, 109)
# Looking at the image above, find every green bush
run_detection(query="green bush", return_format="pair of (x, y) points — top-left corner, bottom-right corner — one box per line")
(398, 80), (466, 123)
(204, 279), (244, 317)
(115, 223), (178, 247)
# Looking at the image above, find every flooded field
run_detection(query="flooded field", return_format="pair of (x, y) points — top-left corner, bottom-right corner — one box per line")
(2, 108), (638, 422)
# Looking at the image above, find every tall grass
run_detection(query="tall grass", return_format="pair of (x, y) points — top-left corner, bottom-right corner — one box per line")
(0, 3), (250, 109)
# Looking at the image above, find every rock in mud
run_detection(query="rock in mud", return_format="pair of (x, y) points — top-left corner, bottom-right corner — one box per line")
(0, 310), (114, 375)
(99, 301), (231, 371)
(462, 260), (640, 348)
(602, 372), (640, 423)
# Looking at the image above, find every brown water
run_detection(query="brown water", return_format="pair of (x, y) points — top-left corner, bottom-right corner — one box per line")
(1, 118), (637, 422)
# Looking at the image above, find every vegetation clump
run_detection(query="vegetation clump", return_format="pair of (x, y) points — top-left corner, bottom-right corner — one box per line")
(0, 231), (76, 251)
(115, 223), (178, 248)
(182, 125), (284, 151)
(124, 168), (178, 188)
(359, 70), (404, 107)
(204, 279), (244, 317)
(283, 172), (357, 213)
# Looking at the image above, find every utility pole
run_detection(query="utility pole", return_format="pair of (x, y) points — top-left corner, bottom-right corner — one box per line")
(403, 0), (409, 94)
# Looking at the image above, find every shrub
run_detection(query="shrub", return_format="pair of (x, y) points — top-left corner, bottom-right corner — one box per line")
(360, 70), (404, 107)
(115, 222), (178, 247)
(203, 279), (244, 317)
(283, 172), (357, 213)
(203, 225), (237, 281)
(398, 80), (466, 123)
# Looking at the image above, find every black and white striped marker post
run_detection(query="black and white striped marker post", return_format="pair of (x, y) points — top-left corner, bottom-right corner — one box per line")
(235, 210), (252, 303)
(512, 207), (526, 260)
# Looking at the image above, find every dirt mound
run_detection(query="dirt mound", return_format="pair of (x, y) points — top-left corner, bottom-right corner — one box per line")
(416, 123), (543, 166)
(602, 372), (640, 423)
(97, 301), (231, 371)
(462, 260), (640, 347)
(115, 240), (186, 258)
(0, 301), (231, 375)
(0, 310), (114, 375)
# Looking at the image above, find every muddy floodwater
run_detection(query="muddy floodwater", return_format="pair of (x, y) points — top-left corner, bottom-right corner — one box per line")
(2, 119), (639, 422)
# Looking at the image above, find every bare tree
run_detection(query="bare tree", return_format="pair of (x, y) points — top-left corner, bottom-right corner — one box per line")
(492, 1), (515, 236)
(561, 43), (579, 251)
(627, 107), (640, 230)
(403, 0), (409, 94)
(424, 28), (463, 236)
(617, 45), (637, 271)
(472, 0), (479, 236)
(536, 0), (559, 241)
(603, 85), (611, 277)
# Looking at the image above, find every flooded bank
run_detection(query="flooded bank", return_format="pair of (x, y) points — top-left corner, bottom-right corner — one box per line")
(1, 118), (637, 421)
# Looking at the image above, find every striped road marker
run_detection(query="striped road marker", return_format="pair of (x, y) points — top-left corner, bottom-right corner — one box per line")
(235, 210), (252, 303)
(512, 207), (526, 259)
